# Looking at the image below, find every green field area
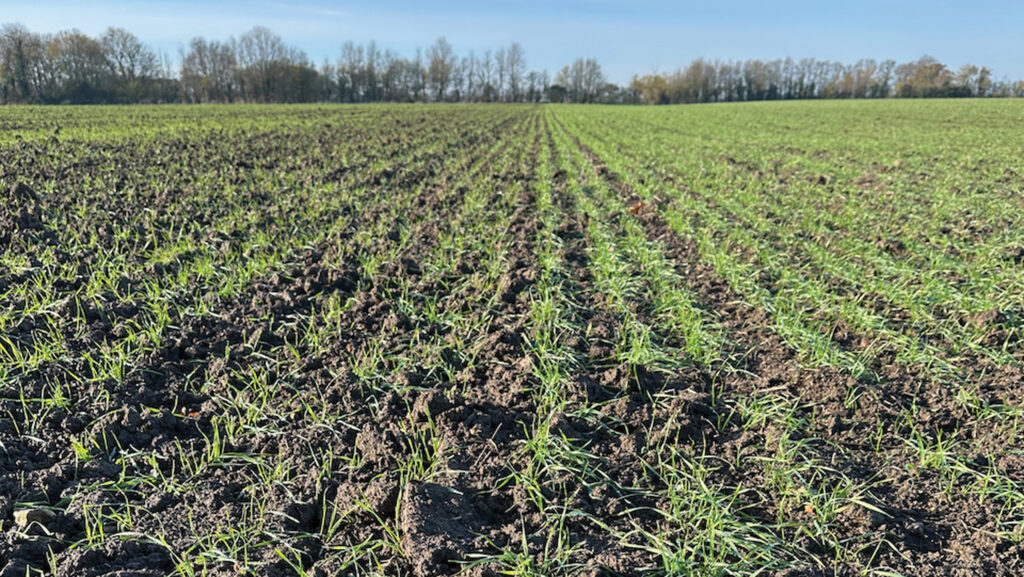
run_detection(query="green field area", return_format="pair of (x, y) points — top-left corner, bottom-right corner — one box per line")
(2, 101), (1023, 576)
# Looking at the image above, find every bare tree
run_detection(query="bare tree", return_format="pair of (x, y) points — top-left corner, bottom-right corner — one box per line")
(181, 37), (237, 102)
(870, 60), (895, 98)
(365, 40), (379, 101)
(539, 69), (550, 101)
(101, 27), (157, 83)
(0, 23), (44, 102)
(180, 37), (211, 102)
(525, 70), (539, 102)
(450, 57), (466, 101)
(338, 41), (364, 101)
(47, 30), (108, 101)
(409, 48), (425, 101)
(318, 57), (337, 101)
(426, 36), (455, 101)
(477, 50), (495, 101)
(463, 51), (477, 101)
(495, 46), (507, 101)
(235, 26), (287, 101)
(505, 42), (526, 102)
(556, 57), (604, 102)
(380, 49), (403, 101)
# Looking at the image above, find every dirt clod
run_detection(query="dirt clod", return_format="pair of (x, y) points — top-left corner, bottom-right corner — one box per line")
(13, 509), (56, 529)
(8, 181), (38, 202)
(400, 482), (484, 577)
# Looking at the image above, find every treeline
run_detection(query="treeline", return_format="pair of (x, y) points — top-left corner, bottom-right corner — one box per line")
(1, 22), (1022, 105)
(0, 23), (611, 104)
(629, 57), (1024, 104)
(182, 32), (613, 104)
(0, 24), (180, 104)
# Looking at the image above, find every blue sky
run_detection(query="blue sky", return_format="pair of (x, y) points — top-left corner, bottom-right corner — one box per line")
(2, 1), (1021, 83)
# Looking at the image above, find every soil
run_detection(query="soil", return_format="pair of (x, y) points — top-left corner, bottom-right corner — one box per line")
(2, 110), (1023, 577)
(567, 133), (1024, 577)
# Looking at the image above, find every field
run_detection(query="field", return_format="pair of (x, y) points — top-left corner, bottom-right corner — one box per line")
(1, 100), (1023, 576)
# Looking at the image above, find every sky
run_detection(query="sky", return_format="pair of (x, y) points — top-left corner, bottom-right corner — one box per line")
(2, 0), (1022, 84)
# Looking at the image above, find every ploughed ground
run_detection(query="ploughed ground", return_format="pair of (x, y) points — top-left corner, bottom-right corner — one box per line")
(1, 107), (1022, 577)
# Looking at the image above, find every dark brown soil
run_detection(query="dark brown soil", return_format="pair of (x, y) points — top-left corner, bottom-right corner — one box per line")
(2, 108), (1023, 577)
(566, 131), (1024, 577)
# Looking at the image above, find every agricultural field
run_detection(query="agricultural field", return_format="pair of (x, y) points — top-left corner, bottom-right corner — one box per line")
(1, 100), (1023, 576)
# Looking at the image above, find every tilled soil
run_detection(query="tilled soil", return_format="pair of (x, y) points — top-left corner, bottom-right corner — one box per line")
(2, 106), (1023, 577)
